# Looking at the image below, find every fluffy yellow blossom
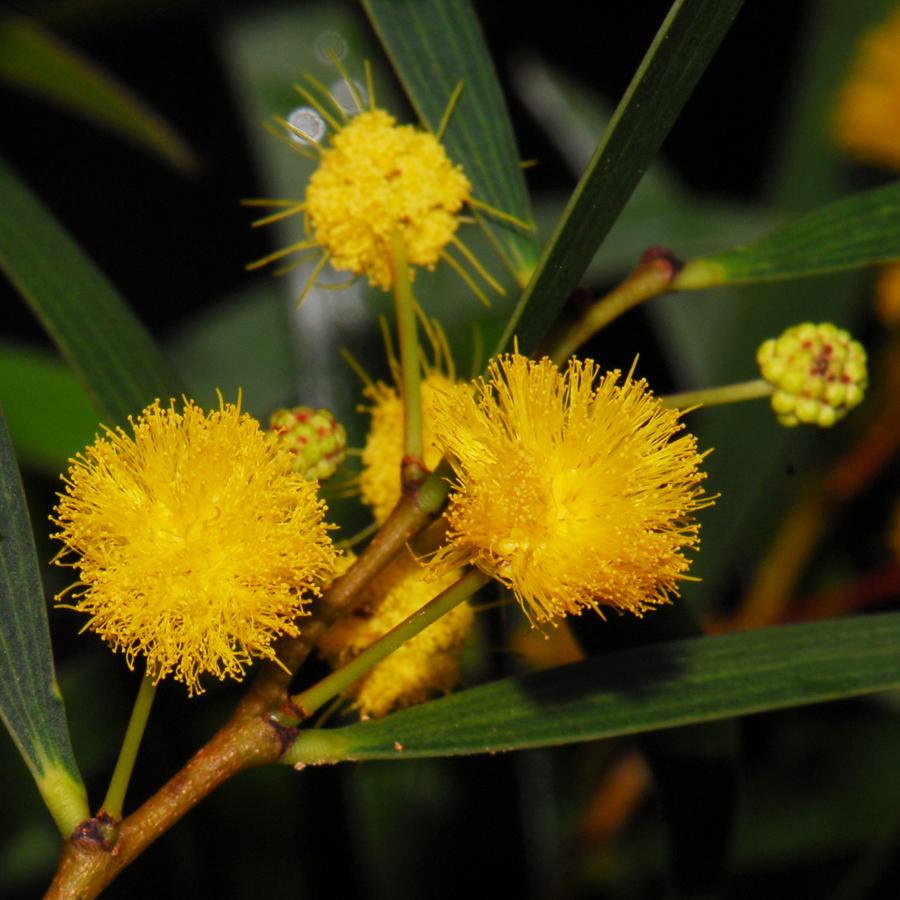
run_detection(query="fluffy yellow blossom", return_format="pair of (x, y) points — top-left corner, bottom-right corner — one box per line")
(306, 108), (471, 289)
(834, 9), (900, 170)
(319, 566), (473, 718)
(427, 354), (710, 625)
(52, 399), (337, 694)
(359, 371), (458, 523)
(247, 74), (507, 305)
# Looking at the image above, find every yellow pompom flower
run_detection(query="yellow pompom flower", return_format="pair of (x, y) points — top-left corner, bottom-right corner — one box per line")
(319, 566), (473, 718)
(246, 70), (507, 305)
(359, 371), (458, 524)
(359, 317), (469, 523)
(834, 8), (900, 170)
(427, 354), (710, 625)
(52, 398), (338, 694)
(306, 108), (471, 290)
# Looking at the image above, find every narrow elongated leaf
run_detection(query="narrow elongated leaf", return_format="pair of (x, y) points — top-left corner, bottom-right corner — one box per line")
(0, 12), (197, 171)
(674, 179), (900, 289)
(361, 0), (540, 283)
(495, 0), (746, 357)
(0, 155), (183, 427)
(0, 400), (88, 837)
(285, 612), (900, 764)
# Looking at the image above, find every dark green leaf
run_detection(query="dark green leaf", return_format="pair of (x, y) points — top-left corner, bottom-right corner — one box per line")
(495, 0), (746, 358)
(0, 12), (197, 172)
(0, 155), (184, 428)
(286, 612), (900, 764)
(361, 0), (539, 283)
(674, 180), (900, 289)
(0, 343), (101, 476)
(0, 399), (88, 836)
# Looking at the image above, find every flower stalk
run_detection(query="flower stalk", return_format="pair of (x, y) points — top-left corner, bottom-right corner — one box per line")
(101, 667), (157, 821)
(661, 379), (774, 410)
(44, 464), (454, 900)
(289, 567), (488, 717)
(390, 228), (426, 470)
(549, 248), (683, 366)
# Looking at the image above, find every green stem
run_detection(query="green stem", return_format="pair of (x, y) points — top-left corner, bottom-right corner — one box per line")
(391, 228), (424, 464)
(102, 667), (157, 821)
(661, 378), (774, 410)
(290, 567), (489, 717)
(549, 251), (680, 366)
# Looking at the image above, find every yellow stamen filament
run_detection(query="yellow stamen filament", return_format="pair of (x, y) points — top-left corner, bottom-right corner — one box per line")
(245, 239), (319, 271)
(439, 250), (492, 307)
(294, 83), (344, 131)
(436, 80), (464, 142)
(450, 235), (506, 294)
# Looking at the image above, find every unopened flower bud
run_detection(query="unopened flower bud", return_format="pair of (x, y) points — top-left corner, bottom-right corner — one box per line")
(269, 406), (346, 481)
(757, 323), (868, 427)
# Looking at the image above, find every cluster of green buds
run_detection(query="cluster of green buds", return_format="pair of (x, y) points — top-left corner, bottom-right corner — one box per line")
(269, 406), (347, 481)
(757, 322), (868, 427)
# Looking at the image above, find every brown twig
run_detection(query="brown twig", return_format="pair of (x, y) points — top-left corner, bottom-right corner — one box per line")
(44, 468), (451, 900)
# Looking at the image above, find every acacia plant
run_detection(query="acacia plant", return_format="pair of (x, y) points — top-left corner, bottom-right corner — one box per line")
(4, 1), (900, 898)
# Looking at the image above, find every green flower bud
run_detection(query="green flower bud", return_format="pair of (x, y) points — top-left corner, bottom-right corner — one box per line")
(269, 406), (347, 481)
(757, 323), (868, 427)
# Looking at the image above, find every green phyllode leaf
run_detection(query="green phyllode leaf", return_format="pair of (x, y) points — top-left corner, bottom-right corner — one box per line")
(285, 612), (900, 765)
(361, 0), (540, 284)
(495, 0), (747, 358)
(0, 155), (184, 428)
(675, 179), (900, 289)
(0, 399), (89, 837)
(0, 11), (197, 172)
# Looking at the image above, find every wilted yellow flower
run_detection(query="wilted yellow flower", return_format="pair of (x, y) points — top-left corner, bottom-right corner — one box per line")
(428, 354), (710, 625)
(834, 8), (900, 170)
(319, 566), (473, 718)
(53, 399), (337, 694)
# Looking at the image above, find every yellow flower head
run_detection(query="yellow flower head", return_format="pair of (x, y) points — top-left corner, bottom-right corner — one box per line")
(247, 71), (508, 306)
(306, 108), (471, 290)
(834, 9), (900, 170)
(52, 399), (337, 694)
(427, 354), (710, 625)
(360, 371), (459, 524)
(359, 316), (469, 523)
(319, 566), (473, 718)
